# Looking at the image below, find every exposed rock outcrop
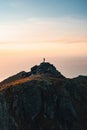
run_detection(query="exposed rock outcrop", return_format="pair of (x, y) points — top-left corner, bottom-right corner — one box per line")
(30, 62), (64, 77)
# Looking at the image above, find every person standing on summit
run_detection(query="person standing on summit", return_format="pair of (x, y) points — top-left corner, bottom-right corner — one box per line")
(43, 58), (45, 62)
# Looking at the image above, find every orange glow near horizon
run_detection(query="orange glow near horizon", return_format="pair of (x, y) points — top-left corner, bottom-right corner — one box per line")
(0, 42), (87, 57)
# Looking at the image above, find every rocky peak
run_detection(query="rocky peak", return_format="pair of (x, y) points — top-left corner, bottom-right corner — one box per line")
(0, 62), (64, 86)
(30, 62), (64, 78)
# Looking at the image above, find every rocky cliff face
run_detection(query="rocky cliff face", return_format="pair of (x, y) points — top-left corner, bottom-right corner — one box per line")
(0, 62), (87, 130)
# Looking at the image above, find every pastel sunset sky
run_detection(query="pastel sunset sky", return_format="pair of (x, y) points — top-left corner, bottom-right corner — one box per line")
(0, 0), (87, 81)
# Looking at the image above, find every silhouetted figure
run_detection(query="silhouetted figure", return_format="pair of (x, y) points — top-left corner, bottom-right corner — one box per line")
(43, 58), (45, 62)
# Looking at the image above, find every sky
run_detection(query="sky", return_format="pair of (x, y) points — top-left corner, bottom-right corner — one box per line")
(0, 0), (87, 81)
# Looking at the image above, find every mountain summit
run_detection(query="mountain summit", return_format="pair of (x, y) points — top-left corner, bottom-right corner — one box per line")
(25, 62), (64, 78)
(0, 62), (64, 86)
(0, 62), (87, 130)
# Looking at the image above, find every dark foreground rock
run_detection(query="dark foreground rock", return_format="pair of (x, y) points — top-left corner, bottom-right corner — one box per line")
(0, 63), (87, 130)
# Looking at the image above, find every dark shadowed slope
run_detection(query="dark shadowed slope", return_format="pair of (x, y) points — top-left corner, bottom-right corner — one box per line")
(0, 62), (87, 130)
(0, 71), (26, 86)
